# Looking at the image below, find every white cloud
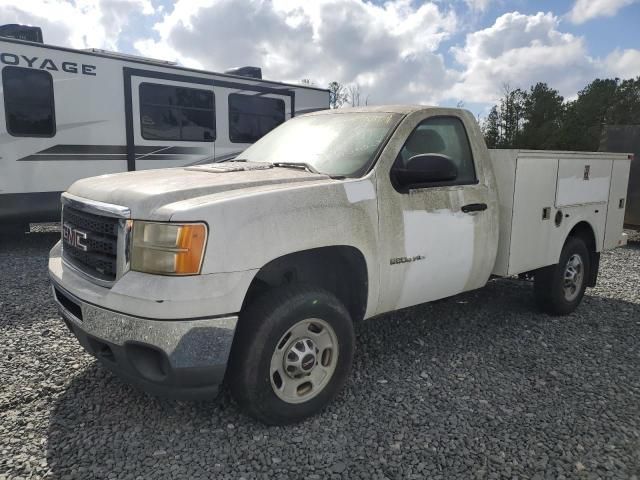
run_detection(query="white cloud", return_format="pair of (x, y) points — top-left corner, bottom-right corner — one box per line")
(464, 0), (492, 12)
(1, 0), (638, 108)
(449, 11), (640, 104)
(450, 12), (599, 103)
(0, 0), (154, 50)
(568, 0), (638, 24)
(134, 0), (459, 104)
(604, 49), (640, 79)
(135, 3), (639, 106)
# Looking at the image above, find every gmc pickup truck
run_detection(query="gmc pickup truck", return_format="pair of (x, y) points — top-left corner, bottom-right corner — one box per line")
(49, 106), (632, 425)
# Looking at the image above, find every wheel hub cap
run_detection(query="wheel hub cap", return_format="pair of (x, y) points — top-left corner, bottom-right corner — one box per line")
(269, 318), (339, 404)
(284, 338), (317, 378)
(563, 253), (584, 301)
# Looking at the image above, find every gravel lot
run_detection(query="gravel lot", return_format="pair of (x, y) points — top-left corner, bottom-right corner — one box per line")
(1, 231), (639, 480)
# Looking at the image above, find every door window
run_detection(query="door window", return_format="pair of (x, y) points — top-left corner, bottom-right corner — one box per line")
(3, 66), (55, 137)
(229, 94), (285, 143)
(396, 116), (476, 185)
(139, 83), (215, 142)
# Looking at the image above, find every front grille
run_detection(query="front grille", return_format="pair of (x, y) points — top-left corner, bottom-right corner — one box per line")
(62, 206), (120, 282)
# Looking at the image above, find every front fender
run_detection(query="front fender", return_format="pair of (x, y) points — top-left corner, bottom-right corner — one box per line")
(168, 177), (381, 315)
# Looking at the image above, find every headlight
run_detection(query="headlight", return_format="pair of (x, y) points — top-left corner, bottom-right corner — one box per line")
(131, 221), (207, 275)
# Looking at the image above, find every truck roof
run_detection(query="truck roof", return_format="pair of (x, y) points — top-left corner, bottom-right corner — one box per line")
(307, 105), (449, 115)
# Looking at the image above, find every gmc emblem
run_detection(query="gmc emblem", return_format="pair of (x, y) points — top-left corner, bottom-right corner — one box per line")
(63, 223), (88, 251)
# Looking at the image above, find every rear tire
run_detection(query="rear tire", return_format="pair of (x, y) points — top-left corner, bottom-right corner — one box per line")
(228, 284), (354, 425)
(534, 236), (590, 315)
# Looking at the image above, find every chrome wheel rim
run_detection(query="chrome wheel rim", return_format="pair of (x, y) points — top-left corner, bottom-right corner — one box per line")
(270, 318), (338, 404)
(563, 253), (584, 302)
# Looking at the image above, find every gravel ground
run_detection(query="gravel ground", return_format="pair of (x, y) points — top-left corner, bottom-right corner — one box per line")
(1, 231), (639, 480)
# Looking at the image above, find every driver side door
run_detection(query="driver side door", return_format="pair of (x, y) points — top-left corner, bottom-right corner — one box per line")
(375, 110), (498, 314)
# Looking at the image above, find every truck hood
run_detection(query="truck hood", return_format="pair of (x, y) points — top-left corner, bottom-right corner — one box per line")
(67, 162), (332, 218)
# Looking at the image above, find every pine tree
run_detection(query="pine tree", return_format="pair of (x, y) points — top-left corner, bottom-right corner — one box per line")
(483, 106), (500, 148)
(519, 83), (564, 149)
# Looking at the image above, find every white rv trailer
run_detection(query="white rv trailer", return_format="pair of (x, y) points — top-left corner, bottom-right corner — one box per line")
(0, 31), (330, 229)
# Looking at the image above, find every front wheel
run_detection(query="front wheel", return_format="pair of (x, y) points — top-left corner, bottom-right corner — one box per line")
(534, 236), (590, 315)
(228, 285), (354, 425)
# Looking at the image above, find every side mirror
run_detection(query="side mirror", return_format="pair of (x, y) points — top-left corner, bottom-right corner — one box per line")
(393, 153), (458, 187)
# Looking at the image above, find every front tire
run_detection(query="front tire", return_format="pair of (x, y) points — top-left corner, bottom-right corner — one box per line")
(228, 284), (354, 425)
(534, 236), (590, 315)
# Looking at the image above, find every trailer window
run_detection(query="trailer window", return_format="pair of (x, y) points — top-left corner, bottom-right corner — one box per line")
(3, 66), (55, 137)
(229, 94), (285, 143)
(139, 83), (215, 142)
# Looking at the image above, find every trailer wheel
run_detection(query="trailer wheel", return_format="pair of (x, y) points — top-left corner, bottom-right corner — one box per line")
(228, 284), (354, 425)
(534, 236), (590, 315)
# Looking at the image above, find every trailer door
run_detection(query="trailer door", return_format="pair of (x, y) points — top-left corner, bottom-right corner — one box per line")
(126, 72), (216, 171)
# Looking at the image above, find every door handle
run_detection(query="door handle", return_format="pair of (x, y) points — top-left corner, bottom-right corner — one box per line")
(461, 203), (487, 213)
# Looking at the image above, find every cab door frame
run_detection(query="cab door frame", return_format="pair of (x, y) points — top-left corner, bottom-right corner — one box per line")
(373, 108), (499, 315)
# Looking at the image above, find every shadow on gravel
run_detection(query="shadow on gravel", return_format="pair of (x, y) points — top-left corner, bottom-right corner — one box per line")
(45, 362), (241, 478)
(624, 229), (640, 249)
(624, 240), (640, 251)
(0, 230), (60, 251)
(1, 231), (61, 329)
(44, 277), (640, 478)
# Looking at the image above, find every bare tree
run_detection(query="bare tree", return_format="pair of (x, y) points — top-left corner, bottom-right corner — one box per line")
(328, 81), (347, 109)
(346, 84), (370, 107)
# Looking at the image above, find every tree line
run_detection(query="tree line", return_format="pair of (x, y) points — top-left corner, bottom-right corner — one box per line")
(328, 81), (369, 108)
(309, 76), (640, 153)
(299, 80), (370, 108)
(482, 77), (640, 151)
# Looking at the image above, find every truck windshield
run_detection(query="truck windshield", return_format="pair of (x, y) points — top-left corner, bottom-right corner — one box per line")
(237, 112), (402, 177)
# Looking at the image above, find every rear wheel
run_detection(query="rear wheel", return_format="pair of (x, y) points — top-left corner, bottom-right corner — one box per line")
(534, 236), (590, 315)
(228, 284), (354, 425)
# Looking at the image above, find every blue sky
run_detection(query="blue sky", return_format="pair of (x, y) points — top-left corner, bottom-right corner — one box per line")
(1, 0), (639, 114)
(470, 0), (639, 56)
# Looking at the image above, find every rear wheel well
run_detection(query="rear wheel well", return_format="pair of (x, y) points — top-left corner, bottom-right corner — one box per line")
(568, 221), (596, 252)
(242, 246), (368, 322)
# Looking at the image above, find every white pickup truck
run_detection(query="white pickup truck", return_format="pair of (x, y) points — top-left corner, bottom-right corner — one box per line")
(48, 106), (631, 424)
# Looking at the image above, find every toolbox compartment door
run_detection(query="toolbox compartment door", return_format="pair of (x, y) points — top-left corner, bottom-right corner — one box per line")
(556, 159), (611, 207)
(507, 156), (558, 275)
(604, 159), (632, 249)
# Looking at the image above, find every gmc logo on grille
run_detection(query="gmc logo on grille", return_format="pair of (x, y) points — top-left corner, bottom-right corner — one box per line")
(63, 223), (88, 251)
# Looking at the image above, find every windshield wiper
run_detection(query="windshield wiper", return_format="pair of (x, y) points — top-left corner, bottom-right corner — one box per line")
(272, 162), (321, 174)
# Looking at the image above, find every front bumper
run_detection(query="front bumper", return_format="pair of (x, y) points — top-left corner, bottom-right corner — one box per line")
(51, 281), (238, 399)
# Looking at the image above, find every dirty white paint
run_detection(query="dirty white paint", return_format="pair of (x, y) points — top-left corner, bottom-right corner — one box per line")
(68, 166), (333, 220)
(49, 242), (258, 319)
(603, 159), (632, 249)
(344, 179), (376, 203)
(556, 176), (611, 207)
(52, 106), (632, 328)
(555, 158), (612, 207)
(395, 209), (475, 309)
